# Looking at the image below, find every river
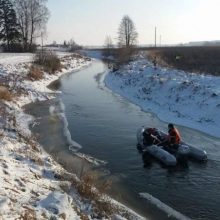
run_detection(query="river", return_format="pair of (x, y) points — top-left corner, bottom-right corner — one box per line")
(26, 59), (220, 220)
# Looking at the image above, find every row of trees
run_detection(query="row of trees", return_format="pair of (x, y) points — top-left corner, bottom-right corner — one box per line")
(0, 0), (49, 52)
(63, 39), (82, 51)
(103, 15), (138, 63)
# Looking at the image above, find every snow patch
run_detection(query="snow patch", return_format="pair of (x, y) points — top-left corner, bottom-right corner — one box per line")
(38, 191), (80, 219)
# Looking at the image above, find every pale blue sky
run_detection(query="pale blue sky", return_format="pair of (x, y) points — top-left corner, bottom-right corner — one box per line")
(46, 0), (220, 46)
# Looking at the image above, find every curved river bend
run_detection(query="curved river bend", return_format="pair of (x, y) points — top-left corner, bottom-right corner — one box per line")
(27, 60), (220, 220)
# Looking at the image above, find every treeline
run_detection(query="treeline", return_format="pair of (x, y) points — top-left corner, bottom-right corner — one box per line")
(63, 39), (82, 52)
(0, 0), (49, 52)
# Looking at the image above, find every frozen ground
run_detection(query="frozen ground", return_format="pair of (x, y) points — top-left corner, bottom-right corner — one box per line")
(104, 53), (220, 138)
(0, 52), (143, 219)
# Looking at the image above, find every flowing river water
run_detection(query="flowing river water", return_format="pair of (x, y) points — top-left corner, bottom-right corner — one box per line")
(25, 60), (220, 220)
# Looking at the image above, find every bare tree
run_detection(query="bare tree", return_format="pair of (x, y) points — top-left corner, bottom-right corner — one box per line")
(118, 15), (138, 48)
(12, 0), (49, 51)
(103, 35), (113, 57)
(116, 15), (138, 65)
(104, 35), (113, 48)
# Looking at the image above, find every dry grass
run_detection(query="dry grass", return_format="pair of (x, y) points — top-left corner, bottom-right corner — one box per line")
(0, 75), (28, 98)
(72, 170), (118, 218)
(57, 170), (113, 219)
(116, 47), (136, 66)
(17, 133), (44, 166)
(17, 145), (44, 166)
(147, 46), (220, 75)
(56, 166), (117, 217)
(0, 86), (12, 101)
(59, 213), (67, 219)
(20, 207), (36, 220)
(34, 50), (62, 74)
(18, 134), (41, 153)
(77, 171), (98, 200)
(27, 66), (44, 81)
(74, 207), (90, 220)
(55, 170), (78, 183)
(28, 152), (44, 166)
(94, 198), (118, 218)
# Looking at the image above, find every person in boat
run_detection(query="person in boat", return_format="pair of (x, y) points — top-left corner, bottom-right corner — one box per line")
(158, 123), (181, 150)
(143, 128), (161, 146)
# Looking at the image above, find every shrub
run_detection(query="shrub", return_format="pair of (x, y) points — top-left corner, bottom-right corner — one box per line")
(77, 171), (98, 200)
(0, 86), (12, 101)
(27, 65), (44, 81)
(73, 170), (118, 217)
(115, 47), (137, 67)
(34, 50), (62, 74)
(94, 198), (117, 217)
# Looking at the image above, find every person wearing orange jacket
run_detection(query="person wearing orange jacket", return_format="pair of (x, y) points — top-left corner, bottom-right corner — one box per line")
(158, 123), (181, 151)
(167, 123), (181, 146)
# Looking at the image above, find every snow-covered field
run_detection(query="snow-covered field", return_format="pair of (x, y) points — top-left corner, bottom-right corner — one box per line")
(0, 53), (34, 65)
(0, 52), (143, 219)
(104, 54), (220, 138)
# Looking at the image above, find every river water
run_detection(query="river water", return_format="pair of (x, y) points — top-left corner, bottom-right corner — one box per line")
(26, 60), (220, 220)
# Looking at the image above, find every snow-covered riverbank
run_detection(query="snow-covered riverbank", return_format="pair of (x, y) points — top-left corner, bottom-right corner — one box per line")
(0, 52), (143, 219)
(104, 54), (220, 138)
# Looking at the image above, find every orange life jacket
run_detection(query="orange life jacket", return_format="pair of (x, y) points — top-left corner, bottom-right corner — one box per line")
(169, 128), (181, 144)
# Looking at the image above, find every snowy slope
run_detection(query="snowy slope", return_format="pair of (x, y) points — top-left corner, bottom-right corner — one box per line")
(0, 53), (91, 219)
(104, 54), (220, 138)
(0, 129), (80, 219)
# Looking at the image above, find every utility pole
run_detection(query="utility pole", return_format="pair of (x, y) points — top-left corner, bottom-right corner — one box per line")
(155, 27), (157, 48)
(160, 35), (162, 47)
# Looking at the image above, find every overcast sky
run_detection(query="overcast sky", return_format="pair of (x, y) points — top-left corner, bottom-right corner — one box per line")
(46, 0), (220, 46)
